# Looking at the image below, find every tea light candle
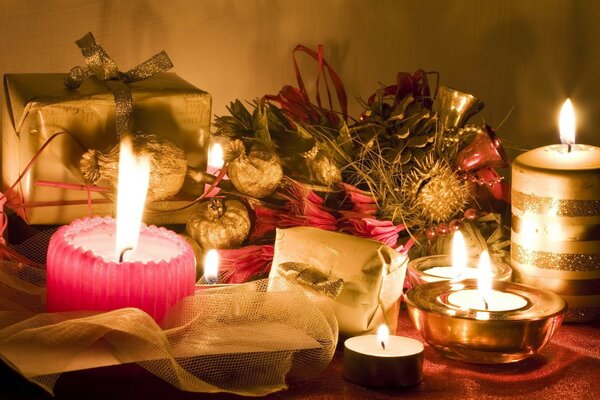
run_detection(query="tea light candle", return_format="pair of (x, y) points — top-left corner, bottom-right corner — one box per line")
(343, 325), (424, 388)
(422, 231), (479, 281)
(511, 99), (600, 321)
(207, 142), (226, 177)
(205, 142), (227, 196)
(446, 251), (528, 312)
(407, 231), (512, 286)
(196, 249), (234, 289)
(46, 138), (196, 323)
(203, 249), (220, 284)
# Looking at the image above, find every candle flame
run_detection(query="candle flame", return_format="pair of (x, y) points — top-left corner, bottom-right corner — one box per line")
(477, 250), (493, 300)
(208, 143), (224, 169)
(451, 231), (467, 279)
(115, 137), (150, 261)
(203, 249), (219, 283)
(377, 324), (390, 350)
(559, 99), (576, 145)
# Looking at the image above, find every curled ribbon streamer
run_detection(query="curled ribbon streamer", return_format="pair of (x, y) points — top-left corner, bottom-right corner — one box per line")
(0, 132), (92, 268)
(64, 32), (173, 136)
(278, 262), (344, 299)
(292, 44), (348, 123)
(151, 166), (229, 213)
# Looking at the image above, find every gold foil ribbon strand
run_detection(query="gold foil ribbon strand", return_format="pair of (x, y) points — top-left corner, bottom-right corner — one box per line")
(512, 191), (600, 217)
(511, 243), (600, 272)
(64, 32), (173, 136)
(278, 262), (344, 299)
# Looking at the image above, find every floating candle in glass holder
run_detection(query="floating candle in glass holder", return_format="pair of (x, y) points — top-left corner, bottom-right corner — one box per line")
(407, 231), (512, 286)
(406, 251), (566, 364)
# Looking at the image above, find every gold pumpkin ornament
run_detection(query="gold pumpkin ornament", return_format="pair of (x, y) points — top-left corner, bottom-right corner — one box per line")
(80, 133), (188, 202)
(224, 140), (283, 198)
(186, 198), (251, 250)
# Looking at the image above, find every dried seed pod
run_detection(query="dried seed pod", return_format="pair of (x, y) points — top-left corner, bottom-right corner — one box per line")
(398, 155), (471, 227)
(186, 198), (251, 250)
(80, 133), (188, 202)
(224, 140), (283, 198)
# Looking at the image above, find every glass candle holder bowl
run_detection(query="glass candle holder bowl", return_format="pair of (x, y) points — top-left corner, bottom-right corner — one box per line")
(407, 255), (512, 287)
(405, 279), (566, 364)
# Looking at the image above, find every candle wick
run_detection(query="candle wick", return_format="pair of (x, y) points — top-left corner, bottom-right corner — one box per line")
(482, 296), (489, 311)
(381, 341), (386, 350)
(567, 143), (572, 153)
(118, 246), (133, 263)
(205, 276), (219, 285)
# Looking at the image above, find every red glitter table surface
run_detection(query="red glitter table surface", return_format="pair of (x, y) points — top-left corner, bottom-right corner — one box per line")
(1, 312), (599, 400)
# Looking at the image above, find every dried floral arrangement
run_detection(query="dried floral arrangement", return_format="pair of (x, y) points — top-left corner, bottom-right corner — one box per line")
(197, 45), (511, 283)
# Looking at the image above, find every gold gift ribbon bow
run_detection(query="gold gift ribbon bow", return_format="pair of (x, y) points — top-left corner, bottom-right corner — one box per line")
(64, 32), (173, 136)
(278, 262), (344, 299)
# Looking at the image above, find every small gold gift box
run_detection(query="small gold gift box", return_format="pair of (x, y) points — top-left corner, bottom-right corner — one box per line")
(269, 227), (408, 337)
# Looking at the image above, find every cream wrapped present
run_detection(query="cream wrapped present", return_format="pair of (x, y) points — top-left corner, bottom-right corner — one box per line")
(269, 227), (408, 336)
(2, 34), (211, 225)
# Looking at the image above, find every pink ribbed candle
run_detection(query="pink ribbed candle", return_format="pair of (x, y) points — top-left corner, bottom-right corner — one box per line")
(46, 216), (196, 323)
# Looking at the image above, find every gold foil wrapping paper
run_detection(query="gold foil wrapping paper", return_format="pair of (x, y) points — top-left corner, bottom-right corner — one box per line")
(269, 227), (408, 337)
(511, 150), (600, 321)
(2, 73), (211, 224)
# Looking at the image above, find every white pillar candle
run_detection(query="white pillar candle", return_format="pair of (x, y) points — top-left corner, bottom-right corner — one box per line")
(511, 99), (600, 321)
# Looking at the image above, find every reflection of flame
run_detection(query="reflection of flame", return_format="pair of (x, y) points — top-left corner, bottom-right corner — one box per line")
(208, 143), (224, 168)
(520, 211), (537, 237)
(454, 95), (468, 113)
(377, 324), (390, 350)
(548, 199), (560, 217)
(546, 200), (562, 238)
(559, 98), (576, 145)
(451, 231), (467, 278)
(115, 137), (150, 260)
(204, 249), (219, 282)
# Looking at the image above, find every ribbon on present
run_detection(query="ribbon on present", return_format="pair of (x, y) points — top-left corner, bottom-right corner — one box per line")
(277, 262), (344, 299)
(64, 32), (173, 136)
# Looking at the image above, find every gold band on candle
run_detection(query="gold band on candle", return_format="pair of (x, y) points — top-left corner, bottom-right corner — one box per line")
(511, 243), (600, 272)
(512, 191), (600, 217)
(511, 259), (600, 280)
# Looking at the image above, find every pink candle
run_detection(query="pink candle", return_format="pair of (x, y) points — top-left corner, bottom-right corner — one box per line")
(46, 137), (196, 323)
(46, 217), (196, 322)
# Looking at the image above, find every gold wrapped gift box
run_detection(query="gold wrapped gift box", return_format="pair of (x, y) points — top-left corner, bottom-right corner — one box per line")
(2, 73), (211, 224)
(269, 227), (408, 337)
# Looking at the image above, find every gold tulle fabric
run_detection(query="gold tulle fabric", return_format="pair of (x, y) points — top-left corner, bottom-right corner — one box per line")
(0, 263), (337, 396)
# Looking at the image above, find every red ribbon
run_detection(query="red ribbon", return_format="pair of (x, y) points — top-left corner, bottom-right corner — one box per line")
(265, 44), (348, 126)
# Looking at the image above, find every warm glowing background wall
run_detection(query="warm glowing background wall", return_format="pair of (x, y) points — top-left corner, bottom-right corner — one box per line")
(1, 0), (599, 157)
